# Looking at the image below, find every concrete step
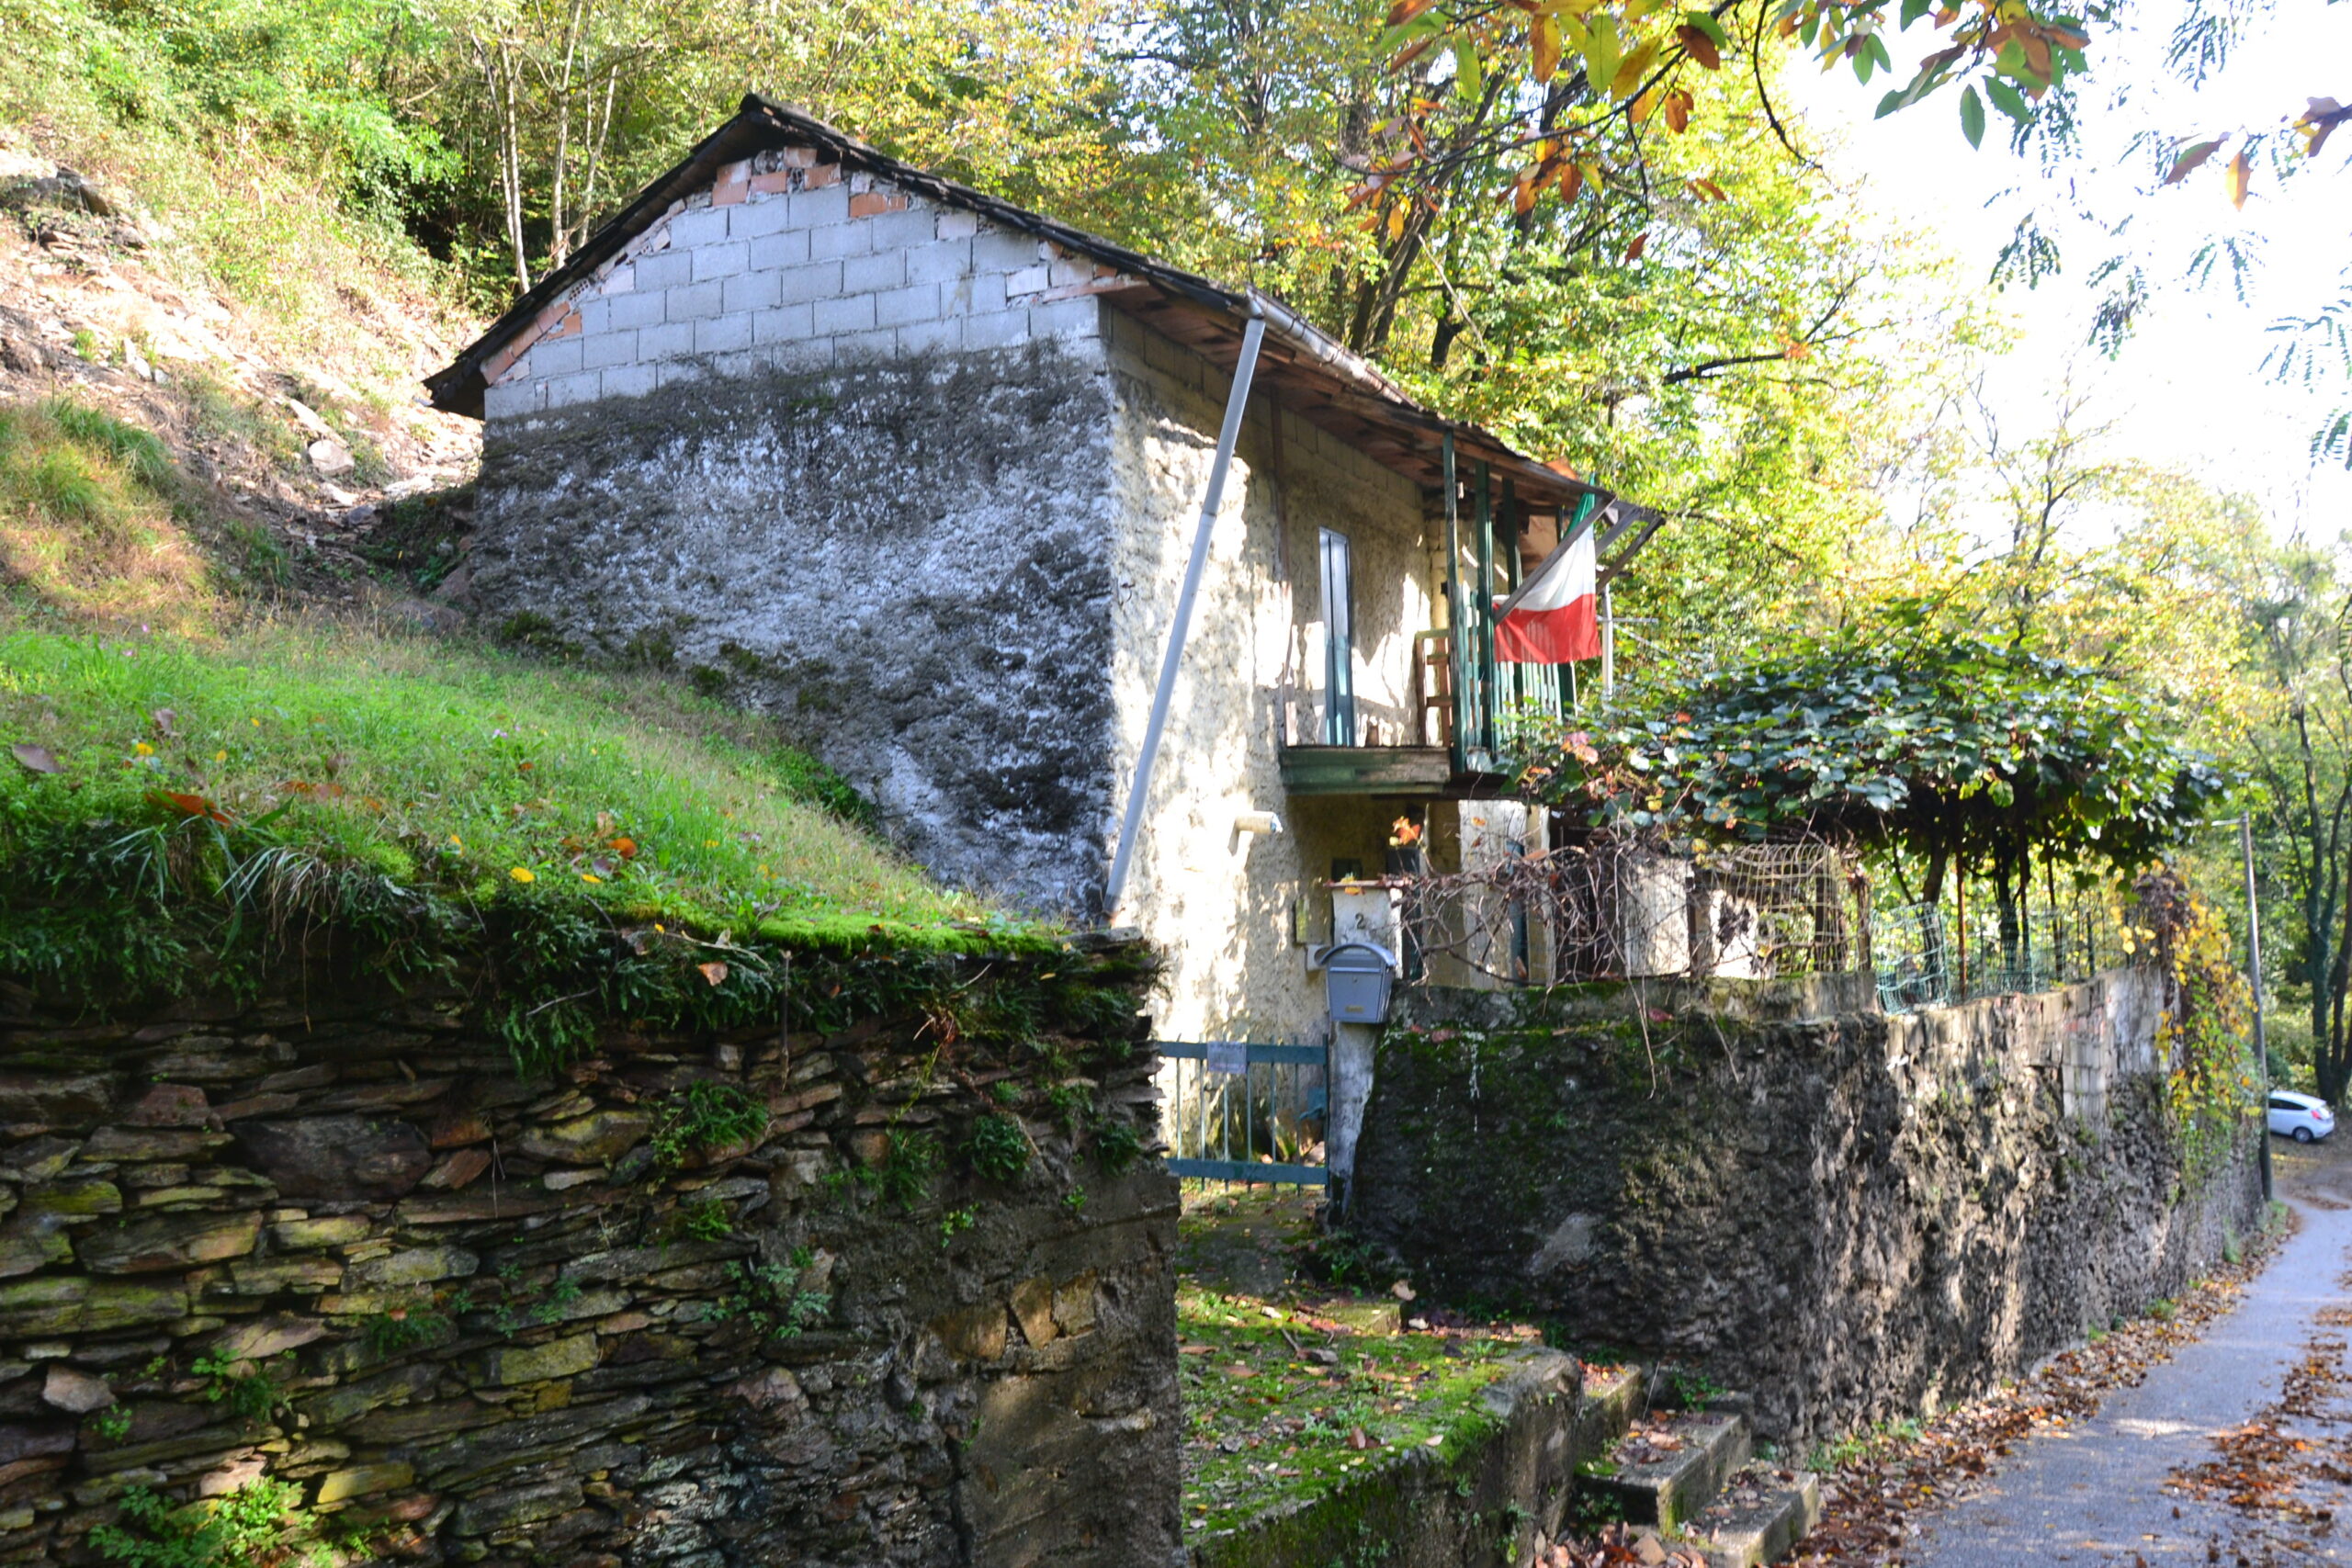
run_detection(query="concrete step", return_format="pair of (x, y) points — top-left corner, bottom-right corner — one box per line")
(1577, 1410), (1753, 1533)
(1681, 1465), (1822, 1567)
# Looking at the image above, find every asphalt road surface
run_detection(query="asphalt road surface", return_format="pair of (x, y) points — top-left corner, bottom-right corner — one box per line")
(1903, 1134), (2352, 1566)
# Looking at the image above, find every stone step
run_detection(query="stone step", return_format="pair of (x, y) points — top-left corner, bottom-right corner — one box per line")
(1681, 1465), (1823, 1568)
(1572, 1361), (1645, 1459)
(1577, 1410), (1753, 1533)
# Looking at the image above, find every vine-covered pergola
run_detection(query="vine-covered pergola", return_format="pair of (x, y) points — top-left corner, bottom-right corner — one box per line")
(1511, 612), (2232, 970)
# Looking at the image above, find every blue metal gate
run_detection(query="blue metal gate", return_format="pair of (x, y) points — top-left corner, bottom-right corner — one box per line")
(1158, 1040), (1329, 1186)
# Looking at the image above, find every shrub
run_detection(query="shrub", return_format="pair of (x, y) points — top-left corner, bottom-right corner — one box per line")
(189, 1349), (278, 1423)
(877, 1130), (943, 1208)
(89, 1480), (367, 1568)
(1093, 1115), (1143, 1174)
(710, 1250), (831, 1340)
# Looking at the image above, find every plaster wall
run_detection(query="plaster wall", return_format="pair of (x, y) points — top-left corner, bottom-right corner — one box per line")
(1098, 310), (1434, 1044)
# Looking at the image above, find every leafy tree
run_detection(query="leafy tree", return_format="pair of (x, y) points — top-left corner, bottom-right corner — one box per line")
(1124, 6), (1949, 647)
(1358, 1), (2349, 461)
(2237, 544), (2352, 1100)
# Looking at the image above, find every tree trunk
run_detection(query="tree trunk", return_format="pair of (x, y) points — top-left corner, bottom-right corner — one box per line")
(1921, 845), (1950, 1001)
(1994, 845), (2021, 983)
(2324, 854), (2352, 1104)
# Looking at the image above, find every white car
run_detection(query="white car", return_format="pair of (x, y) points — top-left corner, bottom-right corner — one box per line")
(2267, 1091), (2336, 1144)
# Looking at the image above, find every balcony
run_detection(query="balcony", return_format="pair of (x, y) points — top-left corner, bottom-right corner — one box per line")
(1276, 630), (1536, 795)
(1277, 444), (1650, 799)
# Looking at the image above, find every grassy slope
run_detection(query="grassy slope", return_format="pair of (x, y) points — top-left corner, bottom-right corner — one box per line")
(0, 37), (1049, 1050)
(0, 621), (1017, 947)
(1, 3), (469, 401)
(0, 396), (215, 626)
(0, 384), (1040, 1010)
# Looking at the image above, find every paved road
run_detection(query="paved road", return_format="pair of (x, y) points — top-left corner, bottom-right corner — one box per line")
(1905, 1137), (2352, 1567)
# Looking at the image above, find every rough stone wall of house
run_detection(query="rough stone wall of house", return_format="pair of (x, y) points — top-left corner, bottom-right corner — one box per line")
(463, 150), (1136, 917)
(0, 960), (1180, 1568)
(1348, 971), (2264, 1444)
(1098, 309), (1434, 1044)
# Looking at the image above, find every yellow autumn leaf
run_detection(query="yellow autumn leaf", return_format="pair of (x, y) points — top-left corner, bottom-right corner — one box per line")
(1611, 37), (1661, 100)
(510, 866), (536, 884)
(2223, 147), (2250, 209)
(1532, 16), (1561, 82)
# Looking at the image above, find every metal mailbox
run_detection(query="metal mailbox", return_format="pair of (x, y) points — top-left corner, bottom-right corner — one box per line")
(1321, 942), (1396, 1026)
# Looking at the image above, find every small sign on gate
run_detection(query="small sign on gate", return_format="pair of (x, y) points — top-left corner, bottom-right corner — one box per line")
(1204, 1042), (1249, 1077)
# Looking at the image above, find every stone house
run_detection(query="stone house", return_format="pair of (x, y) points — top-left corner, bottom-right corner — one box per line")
(428, 95), (1660, 1046)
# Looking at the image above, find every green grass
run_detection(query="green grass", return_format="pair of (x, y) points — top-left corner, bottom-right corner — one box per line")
(0, 618), (1021, 948)
(0, 399), (211, 626)
(0, 615), (1067, 1077)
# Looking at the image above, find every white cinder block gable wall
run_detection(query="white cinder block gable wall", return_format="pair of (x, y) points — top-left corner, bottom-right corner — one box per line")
(481, 151), (1125, 417)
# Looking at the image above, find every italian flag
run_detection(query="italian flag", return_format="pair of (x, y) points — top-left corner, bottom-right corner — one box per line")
(1493, 523), (1599, 663)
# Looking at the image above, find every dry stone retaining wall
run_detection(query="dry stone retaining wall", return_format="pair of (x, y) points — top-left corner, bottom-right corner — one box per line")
(1349, 972), (2265, 1445)
(0, 956), (1180, 1567)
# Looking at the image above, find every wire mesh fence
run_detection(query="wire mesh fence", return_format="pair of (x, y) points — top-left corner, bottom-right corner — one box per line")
(1379, 832), (2147, 1010)
(1387, 837), (1864, 987)
(1870, 884), (2134, 1011)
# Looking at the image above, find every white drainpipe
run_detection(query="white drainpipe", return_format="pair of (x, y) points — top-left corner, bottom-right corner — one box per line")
(1102, 309), (1268, 922)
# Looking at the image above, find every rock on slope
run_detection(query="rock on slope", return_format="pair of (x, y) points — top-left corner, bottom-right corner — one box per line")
(0, 123), (481, 613)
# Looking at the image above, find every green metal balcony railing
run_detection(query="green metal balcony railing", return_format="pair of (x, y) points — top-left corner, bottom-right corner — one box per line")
(1438, 437), (1600, 776)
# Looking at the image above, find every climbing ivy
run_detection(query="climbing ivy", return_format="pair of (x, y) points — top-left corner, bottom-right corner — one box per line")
(2144, 875), (2260, 1183)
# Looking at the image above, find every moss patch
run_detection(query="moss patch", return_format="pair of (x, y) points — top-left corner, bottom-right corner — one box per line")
(1175, 1188), (1544, 1544)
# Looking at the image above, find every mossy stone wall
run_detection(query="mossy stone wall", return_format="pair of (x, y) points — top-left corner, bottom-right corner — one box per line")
(0, 947), (1179, 1567)
(1350, 972), (2263, 1444)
